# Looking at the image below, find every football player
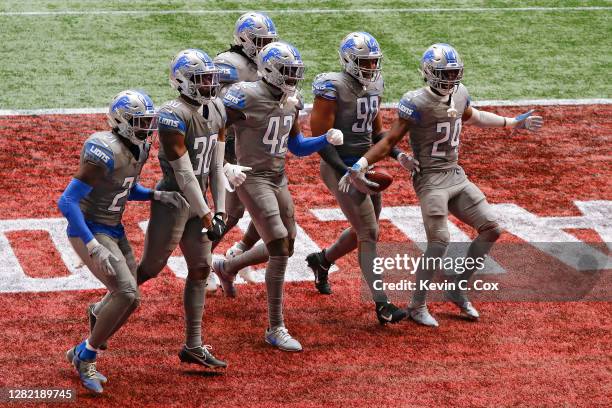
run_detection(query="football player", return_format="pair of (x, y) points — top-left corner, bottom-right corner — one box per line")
(305, 32), (412, 325)
(346, 43), (543, 326)
(58, 90), (183, 393)
(136, 49), (228, 368)
(211, 12), (279, 286)
(213, 41), (343, 351)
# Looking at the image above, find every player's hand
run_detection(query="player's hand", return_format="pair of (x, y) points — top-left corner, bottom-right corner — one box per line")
(325, 128), (344, 146)
(397, 152), (420, 174)
(87, 241), (118, 277)
(513, 109), (544, 132)
(153, 191), (189, 210)
(339, 159), (379, 194)
(206, 213), (226, 241)
(224, 163), (252, 187)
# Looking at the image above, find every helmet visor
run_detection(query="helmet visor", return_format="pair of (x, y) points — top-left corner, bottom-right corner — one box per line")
(192, 70), (220, 99)
(253, 35), (278, 53)
(356, 55), (382, 81)
(281, 64), (305, 87)
(132, 113), (158, 141)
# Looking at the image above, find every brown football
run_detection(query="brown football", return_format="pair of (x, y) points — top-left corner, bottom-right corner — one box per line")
(364, 167), (393, 192)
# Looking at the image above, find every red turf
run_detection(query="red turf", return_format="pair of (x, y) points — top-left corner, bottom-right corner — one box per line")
(0, 106), (610, 407)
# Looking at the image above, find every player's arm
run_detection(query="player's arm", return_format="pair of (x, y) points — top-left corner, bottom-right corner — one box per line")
(158, 111), (212, 229)
(57, 150), (118, 276)
(463, 105), (543, 131)
(361, 117), (411, 168)
(310, 96), (348, 174)
(371, 114), (419, 174)
(221, 86), (252, 188)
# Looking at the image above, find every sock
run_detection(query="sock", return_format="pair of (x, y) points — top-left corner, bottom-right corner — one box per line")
(358, 240), (388, 303)
(184, 278), (206, 349)
(92, 292), (112, 316)
(77, 339), (97, 360)
(410, 242), (448, 307)
(89, 290), (139, 349)
(224, 243), (269, 276)
(266, 255), (288, 329)
(236, 241), (249, 252)
(455, 228), (501, 288)
(325, 228), (357, 263)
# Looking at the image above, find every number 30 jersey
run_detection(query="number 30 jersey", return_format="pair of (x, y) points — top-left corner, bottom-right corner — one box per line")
(157, 97), (227, 192)
(312, 71), (383, 161)
(78, 131), (150, 226)
(223, 80), (304, 176)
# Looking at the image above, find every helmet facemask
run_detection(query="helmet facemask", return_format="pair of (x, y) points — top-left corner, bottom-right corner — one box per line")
(423, 65), (464, 96)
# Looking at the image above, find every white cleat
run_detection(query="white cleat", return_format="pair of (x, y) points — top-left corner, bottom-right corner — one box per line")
(226, 242), (257, 283)
(206, 272), (220, 293)
(458, 301), (480, 321)
(212, 256), (237, 298)
(409, 304), (439, 327)
(265, 327), (303, 352)
(445, 289), (480, 320)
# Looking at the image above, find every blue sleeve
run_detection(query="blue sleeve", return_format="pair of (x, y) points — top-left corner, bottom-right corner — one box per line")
(158, 110), (187, 134)
(222, 85), (247, 110)
(57, 178), (95, 244)
(216, 63), (239, 84)
(288, 132), (329, 157)
(397, 97), (421, 122)
(83, 141), (114, 172)
(312, 75), (337, 100)
(128, 183), (153, 201)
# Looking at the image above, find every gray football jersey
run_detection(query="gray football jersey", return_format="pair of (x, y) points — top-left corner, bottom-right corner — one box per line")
(398, 84), (471, 192)
(312, 72), (383, 159)
(79, 131), (150, 226)
(214, 50), (260, 164)
(222, 80), (304, 176)
(157, 97), (226, 192)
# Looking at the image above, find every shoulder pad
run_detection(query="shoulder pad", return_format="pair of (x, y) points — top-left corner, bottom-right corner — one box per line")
(398, 92), (422, 122)
(223, 84), (247, 110)
(157, 108), (187, 133)
(457, 83), (471, 106)
(216, 62), (239, 84)
(312, 73), (337, 100)
(83, 139), (114, 171)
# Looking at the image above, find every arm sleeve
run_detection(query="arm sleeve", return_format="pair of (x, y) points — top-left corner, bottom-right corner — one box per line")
(465, 107), (509, 128)
(288, 132), (329, 157)
(372, 132), (402, 160)
(318, 144), (349, 175)
(128, 182), (153, 201)
(209, 141), (226, 214)
(169, 152), (211, 218)
(57, 178), (95, 245)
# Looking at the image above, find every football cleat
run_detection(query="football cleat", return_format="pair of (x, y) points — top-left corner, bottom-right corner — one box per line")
(409, 304), (439, 327)
(265, 327), (303, 352)
(446, 289), (480, 320)
(66, 347), (104, 394)
(306, 251), (332, 295)
(178, 345), (227, 369)
(212, 257), (237, 298)
(375, 302), (408, 325)
(226, 242), (257, 283)
(66, 346), (108, 384)
(205, 272), (220, 293)
(87, 304), (108, 351)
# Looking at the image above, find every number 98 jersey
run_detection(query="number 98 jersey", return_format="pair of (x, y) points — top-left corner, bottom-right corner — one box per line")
(79, 131), (150, 226)
(157, 97), (227, 192)
(312, 72), (383, 159)
(223, 80), (303, 176)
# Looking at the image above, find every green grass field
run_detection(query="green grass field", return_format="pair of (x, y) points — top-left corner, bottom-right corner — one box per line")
(1, 1), (610, 109)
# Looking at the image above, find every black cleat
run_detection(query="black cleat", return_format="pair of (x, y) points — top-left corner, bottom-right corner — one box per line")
(87, 304), (108, 351)
(178, 345), (227, 369)
(306, 251), (332, 295)
(376, 302), (408, 325)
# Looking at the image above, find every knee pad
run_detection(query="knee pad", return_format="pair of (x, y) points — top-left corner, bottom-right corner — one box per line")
(187, 266), (211, 281)
(478, 221), (502, 242)
(287, 239), (295, 257)
(116, 289), (140, 311)
(267, 238), (290, 257)
(357, 225), (379, 243)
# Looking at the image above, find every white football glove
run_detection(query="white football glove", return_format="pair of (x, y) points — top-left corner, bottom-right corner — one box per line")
(224, 163), (252, 187)
(153, 190), (189, 210)
(513, 109), (544, 132)
(325, 128), (344, 146)
(397, 152), (420, 174)
(338, 158), (379, 194)
(87, 240), (118, 277)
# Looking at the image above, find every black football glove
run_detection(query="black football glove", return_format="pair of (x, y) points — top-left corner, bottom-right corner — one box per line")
(206, 213), (226, 241)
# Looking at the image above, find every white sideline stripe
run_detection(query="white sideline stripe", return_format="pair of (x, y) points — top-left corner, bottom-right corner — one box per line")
(0, 7), (610, 17)
(0, 99), (610, 116)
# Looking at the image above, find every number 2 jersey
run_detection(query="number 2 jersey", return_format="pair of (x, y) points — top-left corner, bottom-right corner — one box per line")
(156, 97), (227, 193)
(312, 71), (383, 163)
(222, 80), (304, 177)
(397, 84), (471, 192)
(77, 131), (150, 230)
